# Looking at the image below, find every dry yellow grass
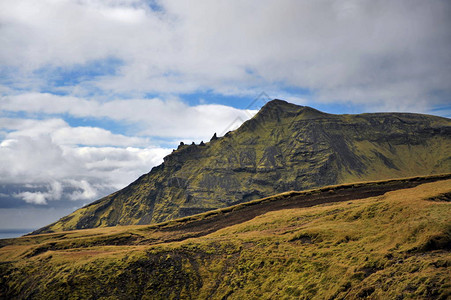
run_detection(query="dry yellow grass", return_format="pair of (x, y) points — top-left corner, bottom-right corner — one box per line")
(1, 176), (450, 299)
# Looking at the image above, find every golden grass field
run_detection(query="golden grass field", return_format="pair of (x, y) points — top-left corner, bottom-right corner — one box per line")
(1, 175), (450, 299)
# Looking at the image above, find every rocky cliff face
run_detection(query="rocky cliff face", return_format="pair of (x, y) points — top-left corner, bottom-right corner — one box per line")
(34, 99), (451, 233)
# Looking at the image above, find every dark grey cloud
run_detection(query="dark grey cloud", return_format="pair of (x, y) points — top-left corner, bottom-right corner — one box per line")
(0, 184), (92, 209)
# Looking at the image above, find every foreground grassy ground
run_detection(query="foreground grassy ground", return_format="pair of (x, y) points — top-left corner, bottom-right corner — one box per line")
(1, 176), (450, 299)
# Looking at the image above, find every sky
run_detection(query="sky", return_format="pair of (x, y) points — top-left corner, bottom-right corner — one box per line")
(1, 0), (450, 232)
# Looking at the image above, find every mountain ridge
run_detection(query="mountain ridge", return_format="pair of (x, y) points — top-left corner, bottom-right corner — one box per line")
(33, 99), (451, 234)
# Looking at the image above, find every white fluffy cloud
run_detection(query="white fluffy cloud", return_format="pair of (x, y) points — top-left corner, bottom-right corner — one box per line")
(0, 134), (170, 186)
(0, 117), (148, 146)
(15, 181), (63, 205)
(1, 93), (257, 138)
(1, 0), (450, 111)
(0, 119), (172, 209)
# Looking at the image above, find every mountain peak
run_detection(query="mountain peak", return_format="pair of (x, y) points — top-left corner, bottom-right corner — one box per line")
(263, 98), (291, 107)
(260, 99), (299, 111)
(248, 99), (328, 126)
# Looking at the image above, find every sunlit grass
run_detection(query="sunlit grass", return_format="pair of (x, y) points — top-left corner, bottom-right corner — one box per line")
(1, 177), (450, 299)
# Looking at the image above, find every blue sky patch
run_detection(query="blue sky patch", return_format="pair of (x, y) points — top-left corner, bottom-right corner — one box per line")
(33, 57), (123, 89)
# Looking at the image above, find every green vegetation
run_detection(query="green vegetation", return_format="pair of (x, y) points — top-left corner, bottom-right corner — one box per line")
(1, 177), (450, 299)
(34, 100), (451, 233)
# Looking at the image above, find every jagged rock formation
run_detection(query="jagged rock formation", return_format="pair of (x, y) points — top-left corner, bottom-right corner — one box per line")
(34, 99), (451, 233)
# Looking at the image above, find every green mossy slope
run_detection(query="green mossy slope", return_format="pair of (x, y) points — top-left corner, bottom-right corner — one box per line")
(35, 100), (451, 233)
(1, 176), (450, 299)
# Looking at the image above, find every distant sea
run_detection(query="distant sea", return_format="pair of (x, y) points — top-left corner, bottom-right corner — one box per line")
(0, 229), (36, 239)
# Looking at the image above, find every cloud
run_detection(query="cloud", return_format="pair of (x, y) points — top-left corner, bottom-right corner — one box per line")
(0, 116), (148, 146)
(66, 179), (97, 201)
(10, 179), (100, 206)
(0, 136), (69, 183)
(52, 126), (148, 147)
(0, 119), (170, 229)
(2, 0), (450, 111)
(1, 93), (258, 139)
(0, 124), (172, 210)
(15, 192), (48, 205)
(0, 134), (170, 186)
(15, 181), (62, 205)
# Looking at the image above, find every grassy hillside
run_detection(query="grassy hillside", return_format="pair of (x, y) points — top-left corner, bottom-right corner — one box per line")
(34, 100), (451, 234)
(1, 175), (450, 299)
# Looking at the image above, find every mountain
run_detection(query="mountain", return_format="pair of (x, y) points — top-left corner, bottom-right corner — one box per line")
(1, 175), (450, 299)
(34, 99), (451, 234)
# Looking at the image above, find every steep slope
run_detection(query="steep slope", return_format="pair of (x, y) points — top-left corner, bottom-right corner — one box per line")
(35, 99), (451, 233)
(1, 176), (450, 299)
